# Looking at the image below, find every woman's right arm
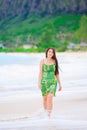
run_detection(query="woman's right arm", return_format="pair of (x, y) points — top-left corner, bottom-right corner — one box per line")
(38, 59), (43, 89)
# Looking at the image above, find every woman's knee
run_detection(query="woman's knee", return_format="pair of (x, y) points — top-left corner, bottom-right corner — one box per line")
(47, 93), (53, 102)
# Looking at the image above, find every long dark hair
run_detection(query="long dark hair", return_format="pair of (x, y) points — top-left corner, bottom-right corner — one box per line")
(45, 47), (59, 75)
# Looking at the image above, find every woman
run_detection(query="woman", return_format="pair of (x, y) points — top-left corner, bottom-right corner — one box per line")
(38, 47), (62, 118)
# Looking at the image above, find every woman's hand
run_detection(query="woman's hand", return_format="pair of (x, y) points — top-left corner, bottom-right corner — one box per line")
(58, 84), (62, 91)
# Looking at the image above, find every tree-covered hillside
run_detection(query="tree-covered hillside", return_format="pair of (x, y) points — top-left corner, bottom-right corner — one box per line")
(0, 0), (87, 20)
(0, 0), (87, 52)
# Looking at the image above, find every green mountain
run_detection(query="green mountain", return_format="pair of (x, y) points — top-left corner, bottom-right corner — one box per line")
(0, 0), (87, 19)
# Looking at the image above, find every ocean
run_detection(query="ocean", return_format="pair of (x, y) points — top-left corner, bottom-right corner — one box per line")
(0, 52), (87, 95)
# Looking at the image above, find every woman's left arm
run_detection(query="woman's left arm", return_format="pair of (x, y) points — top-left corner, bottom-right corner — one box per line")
(56, 74), (62, 91)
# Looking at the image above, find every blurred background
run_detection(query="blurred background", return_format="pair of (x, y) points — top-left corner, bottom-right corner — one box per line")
(0, 0), (87, 52)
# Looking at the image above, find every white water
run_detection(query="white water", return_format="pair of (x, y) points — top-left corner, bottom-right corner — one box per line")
(0, 106), (87, 130)
(0, 52), (87, 93)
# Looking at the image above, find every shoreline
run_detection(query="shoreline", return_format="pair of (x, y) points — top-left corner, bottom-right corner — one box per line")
(0, 91), (87, 121)
(0, 52), (87, 129)
(0, 91), (87, 130)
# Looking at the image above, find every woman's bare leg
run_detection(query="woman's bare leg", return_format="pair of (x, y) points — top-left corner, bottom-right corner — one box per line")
(47, 93), (54, 117)
(43, 96), (47, 110)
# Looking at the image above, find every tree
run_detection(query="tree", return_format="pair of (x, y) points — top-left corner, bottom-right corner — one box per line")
(74, 15), (87, 43)
(37, 21), (56, 48)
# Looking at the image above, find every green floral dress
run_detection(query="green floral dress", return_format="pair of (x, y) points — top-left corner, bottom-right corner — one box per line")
(41, 64), (57, 96)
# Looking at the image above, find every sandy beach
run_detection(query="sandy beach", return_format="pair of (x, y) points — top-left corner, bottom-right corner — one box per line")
(0, 91), (87, 130)
(0, 52), (87, 130)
